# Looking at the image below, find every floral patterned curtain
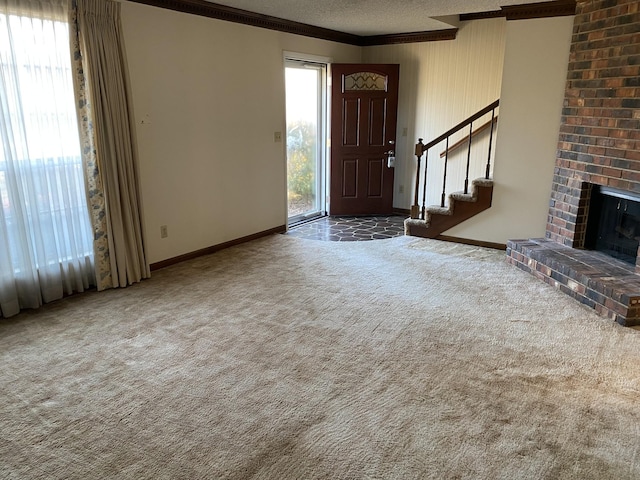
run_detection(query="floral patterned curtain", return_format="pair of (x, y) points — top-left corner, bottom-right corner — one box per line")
(68, 3), (112, 290)
(69, 0), (149, 290)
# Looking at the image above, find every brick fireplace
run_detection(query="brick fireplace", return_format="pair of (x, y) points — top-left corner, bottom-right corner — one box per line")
(507, 0), (640, 326)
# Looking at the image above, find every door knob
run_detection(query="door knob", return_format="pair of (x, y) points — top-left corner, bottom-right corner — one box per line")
(388, 140), (395, 145)
(385, 150), (395, 155)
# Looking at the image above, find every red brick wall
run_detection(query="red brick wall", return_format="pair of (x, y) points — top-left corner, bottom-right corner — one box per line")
(546, 0), (640, 247)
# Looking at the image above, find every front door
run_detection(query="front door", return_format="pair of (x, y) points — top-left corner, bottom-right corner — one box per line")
(329, 64), (399, 215)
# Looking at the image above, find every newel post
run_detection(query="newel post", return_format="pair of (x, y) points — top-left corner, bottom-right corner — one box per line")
(411, 138), (425, 219)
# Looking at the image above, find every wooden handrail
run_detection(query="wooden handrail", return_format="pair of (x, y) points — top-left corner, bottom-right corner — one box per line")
(420, 99), (499, 153)
(439, 115), (498, 158)
(411, 99), (500, 219)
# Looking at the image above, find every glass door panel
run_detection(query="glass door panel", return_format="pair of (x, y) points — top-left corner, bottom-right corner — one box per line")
(285, 60), (326, 224)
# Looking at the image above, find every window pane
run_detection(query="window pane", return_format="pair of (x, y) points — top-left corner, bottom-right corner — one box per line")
(286, 66), (321, 219)
(0, 10), (93, 274)
(343, 72), (387, 92)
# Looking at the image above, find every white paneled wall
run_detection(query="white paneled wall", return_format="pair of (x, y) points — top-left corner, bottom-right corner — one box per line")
(446, 16), (573, 244)
(363, 18), (506, 211)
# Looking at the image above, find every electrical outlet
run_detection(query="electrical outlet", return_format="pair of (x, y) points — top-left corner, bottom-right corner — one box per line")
(399, 185), (404, 194)
(402, 127), (408, 137)
(274, 131), (282, 142)
(160, 225), (168, 238)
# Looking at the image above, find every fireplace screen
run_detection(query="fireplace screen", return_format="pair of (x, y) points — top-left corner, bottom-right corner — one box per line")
(585, 186), (640, 264)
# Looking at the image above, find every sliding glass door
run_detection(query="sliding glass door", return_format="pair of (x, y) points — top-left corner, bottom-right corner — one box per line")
(285, 59), (326, 224)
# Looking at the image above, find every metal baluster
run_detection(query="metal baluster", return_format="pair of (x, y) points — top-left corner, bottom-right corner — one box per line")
(464, 122), (472, 194)
(486, 108), (496, 179)
(441, 137), (449, 208)
(421, 148), (429, 220)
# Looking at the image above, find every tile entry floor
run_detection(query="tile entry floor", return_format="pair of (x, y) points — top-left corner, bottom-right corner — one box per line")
(285, 215), (407, 242)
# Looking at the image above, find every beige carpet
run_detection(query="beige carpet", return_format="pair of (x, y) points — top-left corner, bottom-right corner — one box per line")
(1, 235), (639, 479)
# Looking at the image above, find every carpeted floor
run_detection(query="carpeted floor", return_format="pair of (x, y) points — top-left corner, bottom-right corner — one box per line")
(1, 235), (639, 479)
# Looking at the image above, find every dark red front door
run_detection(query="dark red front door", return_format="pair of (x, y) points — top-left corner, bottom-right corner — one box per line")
(330, 64), (399, 215)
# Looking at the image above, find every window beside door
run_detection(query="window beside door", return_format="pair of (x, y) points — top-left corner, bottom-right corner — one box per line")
(285, 59), (326, 225)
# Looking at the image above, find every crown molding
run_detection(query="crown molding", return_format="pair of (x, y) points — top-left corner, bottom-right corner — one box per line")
(459, 10), (503, 21)
(128, 0), (361, 44)
(501, 0), (577, 20)
(360, 29), (458, 46)
(127, 0), (457, 46)
(127, 0), (576, 46)
(460, 0), (576, 22)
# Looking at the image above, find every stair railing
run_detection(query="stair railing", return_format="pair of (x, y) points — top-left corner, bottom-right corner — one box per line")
(410, 99), (499, 220)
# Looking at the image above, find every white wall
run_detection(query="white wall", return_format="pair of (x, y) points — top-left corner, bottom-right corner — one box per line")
(120, 2), (361, 264)
(363, 18), (507, 210)
(445, 16), (574, 243)
(120, 4), (575, 260)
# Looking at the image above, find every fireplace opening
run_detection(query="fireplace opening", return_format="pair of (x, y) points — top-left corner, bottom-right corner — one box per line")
(584, 186), (640, 264)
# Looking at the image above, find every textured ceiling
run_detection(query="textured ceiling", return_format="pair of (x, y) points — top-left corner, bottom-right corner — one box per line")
(205, 0), (560, 35)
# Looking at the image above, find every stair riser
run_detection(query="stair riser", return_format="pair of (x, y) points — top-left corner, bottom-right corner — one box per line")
(406, 184), (493, 239)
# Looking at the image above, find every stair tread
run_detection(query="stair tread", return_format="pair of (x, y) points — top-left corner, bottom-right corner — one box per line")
(404, 218), (430, 228)
(426, 205), (453, 215)
(450, 192), (476, 202)
(472, 177), (493, 187)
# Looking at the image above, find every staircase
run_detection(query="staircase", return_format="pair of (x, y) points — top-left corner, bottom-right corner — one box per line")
(405, 100), (499, 239)
(404, 178), (493, 238)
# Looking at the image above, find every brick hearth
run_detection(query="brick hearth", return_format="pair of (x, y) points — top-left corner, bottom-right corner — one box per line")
(510, 0), (640, 326)
(507, 238), (640, 326)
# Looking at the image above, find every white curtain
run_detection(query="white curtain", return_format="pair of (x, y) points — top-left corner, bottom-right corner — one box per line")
(0, 0), (95, 318)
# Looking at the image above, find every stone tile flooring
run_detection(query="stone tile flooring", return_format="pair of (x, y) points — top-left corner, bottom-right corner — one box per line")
(285, 215), (407, 242)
